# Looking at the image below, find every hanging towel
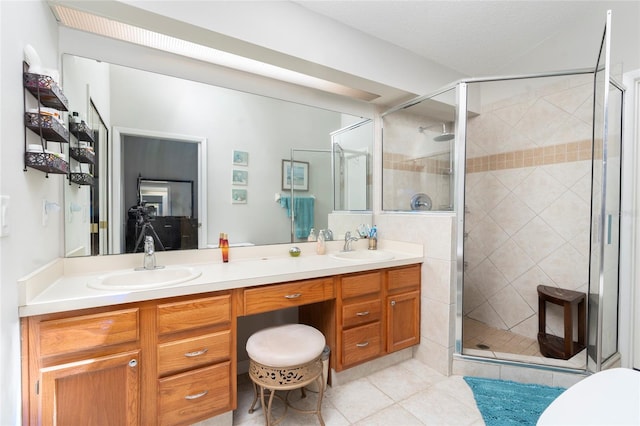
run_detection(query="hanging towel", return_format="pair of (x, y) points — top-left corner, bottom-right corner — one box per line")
(279, 195), (315, 239)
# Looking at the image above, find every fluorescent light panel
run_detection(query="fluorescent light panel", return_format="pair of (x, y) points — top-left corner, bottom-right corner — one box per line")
(51, 4), (379, 101)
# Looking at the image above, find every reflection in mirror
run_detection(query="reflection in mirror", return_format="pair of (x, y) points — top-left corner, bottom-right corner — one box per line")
(139, 178), (193, 217)
(382, 87), (457, 212)
(332, 119), (373, 211)
(62, 54), (373, 256)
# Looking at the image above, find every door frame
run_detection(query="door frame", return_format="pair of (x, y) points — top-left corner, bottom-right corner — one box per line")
(111, 127), (208, 254)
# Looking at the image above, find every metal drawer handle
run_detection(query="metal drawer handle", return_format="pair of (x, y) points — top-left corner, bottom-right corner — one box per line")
(185, 390), (209, 400)
(391, 300), (396, 307)
(356, 341), (369, 348)
(184, 348), (208, 358)
(356, 311), (369, 316)
(284, 293), (302, 299)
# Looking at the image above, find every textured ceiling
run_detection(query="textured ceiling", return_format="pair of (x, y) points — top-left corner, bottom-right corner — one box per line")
(294, 1), (622, 76)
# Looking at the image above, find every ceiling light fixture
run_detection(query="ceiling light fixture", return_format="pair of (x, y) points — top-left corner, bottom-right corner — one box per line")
(50, 4), (379, 102)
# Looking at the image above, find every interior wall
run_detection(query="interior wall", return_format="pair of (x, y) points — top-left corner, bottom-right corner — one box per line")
(463, 75), (593, 343)
(0, 2), (63, 423)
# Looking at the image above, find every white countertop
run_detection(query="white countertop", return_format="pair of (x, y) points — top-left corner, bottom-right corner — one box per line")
(18, 239), (423, 317)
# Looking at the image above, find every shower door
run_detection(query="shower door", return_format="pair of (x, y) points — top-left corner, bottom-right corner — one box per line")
(588, 10), (622, 371)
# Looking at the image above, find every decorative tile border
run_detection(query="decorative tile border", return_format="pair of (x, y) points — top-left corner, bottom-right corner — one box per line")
(466, 140), (592, 173)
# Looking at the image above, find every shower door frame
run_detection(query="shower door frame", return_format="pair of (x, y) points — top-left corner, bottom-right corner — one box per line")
(453, 64), (624, 372)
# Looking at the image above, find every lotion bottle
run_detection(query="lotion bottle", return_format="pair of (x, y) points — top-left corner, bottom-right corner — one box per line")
(316, 230), (326, 255)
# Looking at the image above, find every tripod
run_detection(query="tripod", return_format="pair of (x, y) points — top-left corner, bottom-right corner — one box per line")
(133, 218), (165, 253)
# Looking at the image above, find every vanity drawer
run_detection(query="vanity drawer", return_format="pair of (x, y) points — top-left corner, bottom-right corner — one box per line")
(158, 361), (232, 426)
(387, 264), (421, 294)
(341, 321), (383, 367)
(157, 294), (231, 335)
(341, 271), (382, 300)
(342, 299), (382, 329)
(38, 308), (139, 357)
(158, 330), (232, 376)
(243, 277), (334, 315)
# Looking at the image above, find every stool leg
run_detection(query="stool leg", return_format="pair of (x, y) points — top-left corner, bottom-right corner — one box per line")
(248, 381), (260, 414)
(563, 301), (573, 357)
(538, 297), (546, 335)
(315, 375), (325, 426)
(266, 387), (277, 426)
(578, 298), (586, 347)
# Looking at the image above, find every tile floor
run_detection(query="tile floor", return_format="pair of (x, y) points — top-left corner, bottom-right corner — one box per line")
(462, 318), (586, 370)
(463, 318), (542, 357)
(233, 359), (485, 426)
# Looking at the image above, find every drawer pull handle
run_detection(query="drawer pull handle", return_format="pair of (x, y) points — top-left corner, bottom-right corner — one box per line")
(284, 293), (302, 299)
(356, 311), (370, 316)
(184, 348), (208, 358)
(356, 341), (369, 348)
(185, 390), (209, 400)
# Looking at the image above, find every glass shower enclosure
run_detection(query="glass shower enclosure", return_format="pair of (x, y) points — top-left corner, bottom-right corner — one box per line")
(382, 11), (622, 373)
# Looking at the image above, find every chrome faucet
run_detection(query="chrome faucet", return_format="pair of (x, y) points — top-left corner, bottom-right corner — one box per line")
(343, 231), (359, 252)
(143, 236), (157, 270)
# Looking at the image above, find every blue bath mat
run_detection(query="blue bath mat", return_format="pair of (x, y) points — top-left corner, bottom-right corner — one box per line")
(463, 376), (565, 426)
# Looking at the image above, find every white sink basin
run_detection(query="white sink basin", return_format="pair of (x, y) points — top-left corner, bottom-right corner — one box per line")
(88, 266), (202, 291)
(330, 250), (395, 262)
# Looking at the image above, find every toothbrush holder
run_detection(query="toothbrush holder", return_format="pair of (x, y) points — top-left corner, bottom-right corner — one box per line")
(368, 237), (377, 250)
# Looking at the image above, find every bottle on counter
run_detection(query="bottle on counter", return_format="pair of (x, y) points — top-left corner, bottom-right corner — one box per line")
(308, 228), (316, 242)
(221, 233), (229, 263)
(316, 229), (326, 255)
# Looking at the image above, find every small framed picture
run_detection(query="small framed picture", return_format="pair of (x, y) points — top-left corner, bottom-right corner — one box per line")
(282, 160), (309, 191)
(232, 188), (247, 204)
(233, 150), (249, 166)
(232, 169), (248, 185)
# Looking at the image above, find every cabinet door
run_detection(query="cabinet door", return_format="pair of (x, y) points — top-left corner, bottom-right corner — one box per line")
(40, 350), (140, 425)
(387, 291), (420, 353)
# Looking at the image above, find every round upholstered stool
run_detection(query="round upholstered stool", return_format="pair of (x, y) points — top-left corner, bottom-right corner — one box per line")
(246, 323), (326, 426)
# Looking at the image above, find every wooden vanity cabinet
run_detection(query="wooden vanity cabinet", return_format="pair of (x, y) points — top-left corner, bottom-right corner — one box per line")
(386, 265), (421, 353)
(334, 264), (421, 371)
(156, 293), (235, 426)
(22, 305), (143, 426)
(336, 271), (384, 370)
(21, 291), (236, 426)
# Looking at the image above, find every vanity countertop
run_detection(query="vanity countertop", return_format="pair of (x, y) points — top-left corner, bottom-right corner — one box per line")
(18, 239), (423, 317)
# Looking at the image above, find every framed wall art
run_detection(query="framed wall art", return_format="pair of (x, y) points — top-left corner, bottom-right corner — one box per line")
(281, 160), (309, 191)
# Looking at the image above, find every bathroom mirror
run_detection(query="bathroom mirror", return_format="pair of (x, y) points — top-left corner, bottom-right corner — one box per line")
(381, 87), (457, 212)
(62, 54), (373, 256)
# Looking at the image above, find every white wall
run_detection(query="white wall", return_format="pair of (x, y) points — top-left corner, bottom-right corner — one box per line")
(0, 2), (63, 423)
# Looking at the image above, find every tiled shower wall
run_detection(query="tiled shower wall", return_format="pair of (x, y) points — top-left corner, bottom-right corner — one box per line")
(463, 75), (594, 342)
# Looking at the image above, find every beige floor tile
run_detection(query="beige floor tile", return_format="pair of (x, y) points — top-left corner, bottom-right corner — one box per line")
(352, 404), (424, 426)
(324, 378), (394, 424)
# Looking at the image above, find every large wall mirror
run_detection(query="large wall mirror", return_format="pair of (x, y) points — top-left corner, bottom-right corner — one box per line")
(62, 54), (373, 256)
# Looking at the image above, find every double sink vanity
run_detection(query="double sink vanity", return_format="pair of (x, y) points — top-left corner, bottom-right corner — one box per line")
(19, 239), (423, 425)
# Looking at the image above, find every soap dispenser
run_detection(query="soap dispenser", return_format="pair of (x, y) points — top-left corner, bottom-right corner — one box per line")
(316, 229), (326, 255)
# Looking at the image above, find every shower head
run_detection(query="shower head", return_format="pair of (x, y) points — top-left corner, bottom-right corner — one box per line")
(434, 123), (455, 142)
(418, 123), (455, 141)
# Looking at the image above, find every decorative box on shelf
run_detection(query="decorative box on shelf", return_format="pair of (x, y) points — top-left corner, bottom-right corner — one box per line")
(25, 152), (69, 175)
(24, 112), (69, 143)
(69, 147), (95, 164)
(70, 122), (95, 143)
(23, 72), (69, 111)
(70, 172), (94, 186)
